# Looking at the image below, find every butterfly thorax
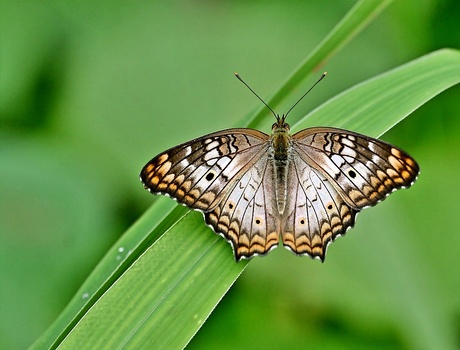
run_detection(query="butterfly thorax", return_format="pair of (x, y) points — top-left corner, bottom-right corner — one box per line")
(271, 116), (292, 214)
(271, 116), (291, 160)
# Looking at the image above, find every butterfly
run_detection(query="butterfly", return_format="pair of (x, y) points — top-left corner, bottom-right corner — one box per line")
(140, 73), (419, 262)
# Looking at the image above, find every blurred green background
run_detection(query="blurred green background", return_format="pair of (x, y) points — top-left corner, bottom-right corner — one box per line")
(1, 1), (459, 349)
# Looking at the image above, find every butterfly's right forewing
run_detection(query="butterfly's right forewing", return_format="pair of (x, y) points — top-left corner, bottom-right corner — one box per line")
(292, 127), (419, 210)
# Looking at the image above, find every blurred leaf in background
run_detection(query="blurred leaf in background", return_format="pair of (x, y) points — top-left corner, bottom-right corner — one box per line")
(0, 1), (459, 349)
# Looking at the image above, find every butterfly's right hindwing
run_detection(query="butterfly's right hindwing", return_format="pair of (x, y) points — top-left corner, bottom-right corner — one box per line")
(282, 159), (357, 261)
(140, 129), (269, 211)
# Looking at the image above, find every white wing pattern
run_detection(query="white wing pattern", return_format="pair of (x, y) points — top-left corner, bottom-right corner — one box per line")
(141, 129), (269, 211)
(141, 125), (419, 262)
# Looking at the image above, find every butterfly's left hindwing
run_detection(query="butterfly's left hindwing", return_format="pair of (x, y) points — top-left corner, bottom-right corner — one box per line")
(205, 154), (280, 261)
(140, 129), (269, 211)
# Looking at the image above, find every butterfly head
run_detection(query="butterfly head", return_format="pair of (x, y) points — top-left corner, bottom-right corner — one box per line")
(272, 114), (290, 133)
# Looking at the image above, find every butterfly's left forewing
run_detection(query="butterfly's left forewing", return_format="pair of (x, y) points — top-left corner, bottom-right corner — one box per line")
(140, 129), (269, 211)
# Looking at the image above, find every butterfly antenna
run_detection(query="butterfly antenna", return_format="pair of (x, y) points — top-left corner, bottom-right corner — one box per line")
(284, 72), (327, 118)
(234, 72), (278, 119)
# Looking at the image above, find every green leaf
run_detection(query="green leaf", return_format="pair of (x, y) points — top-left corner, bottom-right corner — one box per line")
(29, 2), (460, 349)
(48, 47), (460, 350)
(34, 2), (397, 349)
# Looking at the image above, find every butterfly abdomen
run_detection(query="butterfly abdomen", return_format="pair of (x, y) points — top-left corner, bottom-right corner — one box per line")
(273, 161), (289, 215)
(271, 126), (292, 215)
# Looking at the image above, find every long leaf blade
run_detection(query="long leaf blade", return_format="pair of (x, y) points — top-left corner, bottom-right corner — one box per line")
(55, 48), (460, 350)
(31, 3), (395, 349)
